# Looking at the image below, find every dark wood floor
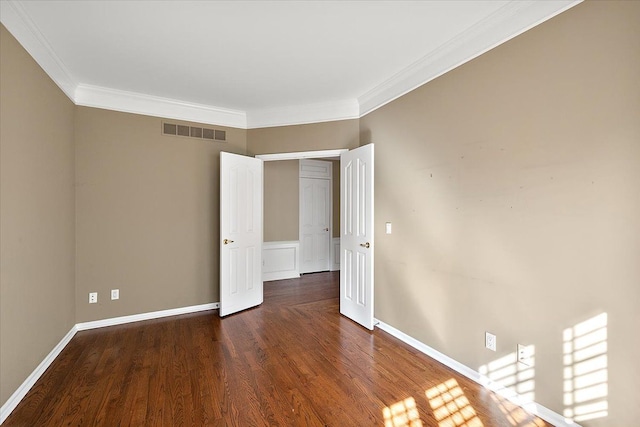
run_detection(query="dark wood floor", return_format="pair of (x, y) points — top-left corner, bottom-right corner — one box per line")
(5, 272), (550, 426)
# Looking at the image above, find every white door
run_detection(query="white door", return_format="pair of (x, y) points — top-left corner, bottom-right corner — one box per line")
(340, 144), (374, 330)
(220, 152), (263, 317)
(299, 177), (331, 274)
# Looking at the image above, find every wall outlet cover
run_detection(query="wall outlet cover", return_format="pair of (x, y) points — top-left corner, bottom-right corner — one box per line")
(111, 289), (119, 300)
(485, 332), (496, 351)
(517, 343), (532, 366)
(89, 292), (98, 304)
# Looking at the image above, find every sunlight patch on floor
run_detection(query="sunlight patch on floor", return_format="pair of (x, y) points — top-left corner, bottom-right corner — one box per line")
(490, 393), (546, 426)
(425, 378), (483, 427)
(383, 396), (423, 427)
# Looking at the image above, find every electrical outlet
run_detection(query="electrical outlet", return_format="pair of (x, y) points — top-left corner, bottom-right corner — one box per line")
(89, 292), (98, 304)
(111, 289), (119, 300)
(517, 344), (532, 366)
(485, 332), (496, 351)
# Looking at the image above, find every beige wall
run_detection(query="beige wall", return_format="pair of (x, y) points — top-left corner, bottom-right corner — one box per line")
(247, 119), (359, 155)
(250, 120), (356, 242)
(360, 2), (640, 425)
(264, 159), (340, 242)
(0, 26), (76, 405)
(75, 107), (246, 322)
(264, 160), (299, 241)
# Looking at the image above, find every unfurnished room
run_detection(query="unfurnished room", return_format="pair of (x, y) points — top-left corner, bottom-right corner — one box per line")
(1, 1), (638, 426)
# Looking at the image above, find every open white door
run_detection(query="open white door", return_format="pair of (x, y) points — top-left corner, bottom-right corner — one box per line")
(340, 144), (374, 330)
(220, 152), (263, 317)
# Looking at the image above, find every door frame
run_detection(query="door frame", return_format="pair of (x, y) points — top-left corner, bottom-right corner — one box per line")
(257, 149), (347, 277)
(256, 149), (348, 162)
(256, 148), (374, 329)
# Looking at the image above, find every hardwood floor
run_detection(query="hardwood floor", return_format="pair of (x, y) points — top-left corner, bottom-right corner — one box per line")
(4, 272), (551, 426)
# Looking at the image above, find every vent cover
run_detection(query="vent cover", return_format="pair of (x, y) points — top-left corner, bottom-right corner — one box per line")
(162, 122), (227, 142)
(214, 130), (226, 141)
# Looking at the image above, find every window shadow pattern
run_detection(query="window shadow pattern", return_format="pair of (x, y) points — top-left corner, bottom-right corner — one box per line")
(563, 312), (608, 423)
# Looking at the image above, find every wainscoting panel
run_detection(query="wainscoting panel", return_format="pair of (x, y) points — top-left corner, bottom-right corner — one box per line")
(263, 241), (300, 281)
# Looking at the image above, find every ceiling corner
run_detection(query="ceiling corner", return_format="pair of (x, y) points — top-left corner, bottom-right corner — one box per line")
(1, 0), (77, 101)
(358, 0), (583, 117)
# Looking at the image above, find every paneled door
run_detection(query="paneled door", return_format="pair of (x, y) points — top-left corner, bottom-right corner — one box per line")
(299, 177), (331, 274)
(220, 152), (263, 317)
(340, 144), (374, 330)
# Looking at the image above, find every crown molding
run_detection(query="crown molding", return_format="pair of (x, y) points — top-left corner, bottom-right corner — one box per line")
(75, 84), (247, 129)
(0, 0), (76, 101)
(247, 99), (359, 129)
(3, 0), (582, 129)
(358, 0), (583, 117)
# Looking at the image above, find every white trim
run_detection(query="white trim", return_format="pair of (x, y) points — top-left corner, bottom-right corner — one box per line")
(263, 241), (300, 282)
(331, 237), (340, 271)
(0, 0), (76, 101)
(1, 302), (220, 423)
(374, 319), (581, 427)
(76, 302), (219, 331)
(358, 0), (582, 116)
(299, 159), (332, 180)
(256, 149), (347, 162)
(0, 326), (78, 424)
(2, 0), (581, 128)
(74, 84), (247, 129)
(247, 99), (359, 129)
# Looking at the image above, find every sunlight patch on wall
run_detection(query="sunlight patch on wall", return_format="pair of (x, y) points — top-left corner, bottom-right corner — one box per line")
(425, 378), (483, 427)
(563, 312), (608, 423)
(490, 393), (546, 427)
(383, 396), (423, 427)
(479, 347), (536, 404)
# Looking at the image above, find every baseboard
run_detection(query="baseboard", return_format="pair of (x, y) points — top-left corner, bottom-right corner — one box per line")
(76, 302), (220, 331)
(263, 271), (301, 282)
(0, 326), (78, 424)
(374, 319), (578, 427)
(1, 302), (220, 424)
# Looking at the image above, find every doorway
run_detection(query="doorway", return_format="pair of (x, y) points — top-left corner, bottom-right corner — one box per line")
(220, 147), (375, 330)
(260, 150), (345, 280)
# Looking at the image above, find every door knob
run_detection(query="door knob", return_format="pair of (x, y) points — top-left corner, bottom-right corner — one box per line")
(324, 228), (329, 231)
(360, 242), (370, 248)
(223, 238), (234, 245)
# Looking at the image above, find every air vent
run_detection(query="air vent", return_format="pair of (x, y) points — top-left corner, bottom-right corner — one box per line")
(163, 123), (176, 135)
(214, 130), (226, 141)
(177, 125), (190, 137)
(162, 122), (227, 143)
(203, 128), (214, 140)
(190, 127), (203, 138)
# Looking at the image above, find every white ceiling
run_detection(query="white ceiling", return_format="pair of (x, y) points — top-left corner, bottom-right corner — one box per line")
(1, 0), (581, 129)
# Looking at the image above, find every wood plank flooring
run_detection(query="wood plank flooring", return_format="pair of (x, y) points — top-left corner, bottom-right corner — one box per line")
(4, 272), (551, 426)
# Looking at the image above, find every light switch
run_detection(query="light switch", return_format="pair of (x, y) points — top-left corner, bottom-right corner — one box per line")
(385, 222), (392, 234)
